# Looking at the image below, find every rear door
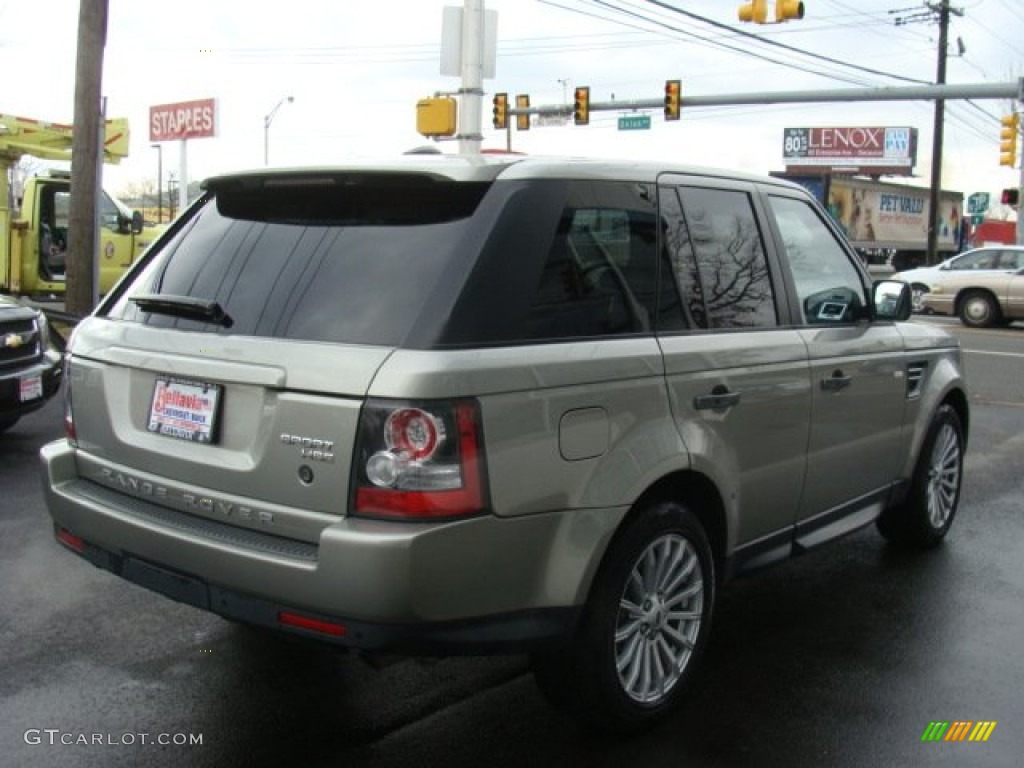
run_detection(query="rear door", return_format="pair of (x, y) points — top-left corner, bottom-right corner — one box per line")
(656, 177), (811, 570)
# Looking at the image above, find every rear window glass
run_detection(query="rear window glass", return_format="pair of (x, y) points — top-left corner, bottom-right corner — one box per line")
(106, 177), (489, 346)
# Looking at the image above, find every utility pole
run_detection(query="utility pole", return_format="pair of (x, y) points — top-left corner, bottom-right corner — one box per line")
(67, 0), (107, 316)
(925, 0), (951, 265)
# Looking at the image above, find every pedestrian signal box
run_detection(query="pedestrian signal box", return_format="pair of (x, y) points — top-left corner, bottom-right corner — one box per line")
(416, 98), (457, 138)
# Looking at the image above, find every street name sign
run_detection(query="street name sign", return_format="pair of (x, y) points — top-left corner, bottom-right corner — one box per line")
(618, 115), (651, 131)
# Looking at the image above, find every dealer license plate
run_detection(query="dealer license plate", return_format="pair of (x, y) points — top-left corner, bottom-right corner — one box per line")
(19, 374), (43, 403)
(147, 377), (222, 444)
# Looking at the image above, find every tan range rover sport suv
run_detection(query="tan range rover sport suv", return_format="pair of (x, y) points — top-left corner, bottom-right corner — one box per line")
(42, 156), (968, 731)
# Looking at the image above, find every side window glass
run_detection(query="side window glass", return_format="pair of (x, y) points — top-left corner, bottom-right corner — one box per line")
(954, 250), (997, 270)
(100, 191), (121, 232)
(996, 250), (1022, 270)
(523, 182), (683, 341)
(661, 185), (778, 330)
(768, 195), (868, 325)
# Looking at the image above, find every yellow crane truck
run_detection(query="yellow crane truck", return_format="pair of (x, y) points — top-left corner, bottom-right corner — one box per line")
(1, 113), (163, 296)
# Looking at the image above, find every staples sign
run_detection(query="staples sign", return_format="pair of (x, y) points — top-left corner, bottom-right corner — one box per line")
(150, 99), (217, 142)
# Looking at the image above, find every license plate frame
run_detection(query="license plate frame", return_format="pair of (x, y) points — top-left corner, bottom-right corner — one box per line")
(146, 376), (223, 444)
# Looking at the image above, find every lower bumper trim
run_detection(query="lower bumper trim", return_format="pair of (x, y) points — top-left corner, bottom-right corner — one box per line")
(56, 525), (582, 655)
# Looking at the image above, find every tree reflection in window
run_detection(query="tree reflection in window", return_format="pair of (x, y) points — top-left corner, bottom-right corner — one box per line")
(661, 186), (777, 330)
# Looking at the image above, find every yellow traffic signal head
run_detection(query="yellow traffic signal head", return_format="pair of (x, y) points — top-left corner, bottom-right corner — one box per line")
(1000, 113), (1019, 167)
(516, 94), (530, 131)
(776, 0), (805, 21)
(492, 93), (508, 130)
(664, 80), (681, 121)
(738, 0), (767, 23)
(574, 86), (590, 126)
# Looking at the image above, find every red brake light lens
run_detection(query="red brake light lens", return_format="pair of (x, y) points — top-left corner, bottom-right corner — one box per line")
(354, 400), (487, 521)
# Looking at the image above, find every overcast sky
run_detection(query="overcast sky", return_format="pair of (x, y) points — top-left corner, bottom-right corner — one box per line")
(2, 0), (1022, 205)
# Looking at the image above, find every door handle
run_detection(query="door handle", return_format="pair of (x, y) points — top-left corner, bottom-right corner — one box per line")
(694, 386), (741, 412)
(821, 371), (853, 392)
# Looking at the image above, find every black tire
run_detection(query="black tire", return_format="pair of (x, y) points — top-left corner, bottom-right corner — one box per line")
(877, 404), (964, 549)
(532, 501), (715, 733)
(958, 290), (1000, 328)
(0, 416), (19, 434)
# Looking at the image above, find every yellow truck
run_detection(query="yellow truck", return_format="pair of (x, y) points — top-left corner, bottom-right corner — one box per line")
(1, 113), (163, 296)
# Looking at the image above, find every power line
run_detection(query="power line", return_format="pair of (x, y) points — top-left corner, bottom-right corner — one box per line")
(549, 0), (881, 86)
(635, 0), (931, 85)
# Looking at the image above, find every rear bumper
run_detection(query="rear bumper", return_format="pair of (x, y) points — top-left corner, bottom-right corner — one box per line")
(54, 529), (581, 653)
(41, 440), (625, 654)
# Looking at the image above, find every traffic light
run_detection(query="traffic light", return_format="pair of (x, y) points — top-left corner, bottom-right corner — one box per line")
(738, 0), (767, 23)
(492, 93), (508, 130)
(1000, 113), (1019, 167)
(1001, 188), (1020, 207)
(574, 86), (590, 126)
(516, 94), (530, 131)
(775, 0), (805, 21)
(664, 80), (681, 121)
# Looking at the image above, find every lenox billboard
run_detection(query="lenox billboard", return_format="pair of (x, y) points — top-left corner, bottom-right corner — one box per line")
(783, 126), (917, 172)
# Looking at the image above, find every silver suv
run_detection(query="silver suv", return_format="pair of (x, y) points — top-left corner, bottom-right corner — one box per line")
(42, 156), (968, 731)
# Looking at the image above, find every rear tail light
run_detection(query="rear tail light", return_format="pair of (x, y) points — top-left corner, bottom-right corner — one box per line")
(353, 399), (488, 520)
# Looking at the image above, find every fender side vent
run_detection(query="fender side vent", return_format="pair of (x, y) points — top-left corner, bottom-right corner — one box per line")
(907, 362), (928, 399)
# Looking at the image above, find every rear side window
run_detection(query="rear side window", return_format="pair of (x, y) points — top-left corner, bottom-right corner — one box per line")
(520, 182), (682, 341)
(106, 176), (489, 347)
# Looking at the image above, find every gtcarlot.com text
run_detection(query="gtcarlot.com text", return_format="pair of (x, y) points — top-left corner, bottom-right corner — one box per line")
(24, 729), (203, 746)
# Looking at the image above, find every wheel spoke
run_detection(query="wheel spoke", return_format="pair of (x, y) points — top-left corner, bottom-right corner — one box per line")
(615, 617), (643, 643)
(619, 596), (644, 619)
(660, 547), (696, 596)
(664, 580), (703, 608)
(639, 638), (653, 698)
(661, 623), (696, 652)
(652, 538), (674, 594)
(617, 631), (642, 679)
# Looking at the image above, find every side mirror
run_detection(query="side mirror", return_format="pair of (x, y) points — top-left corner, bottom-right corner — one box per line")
(131, 210), (144, 235)
(873, 280), (912, 321)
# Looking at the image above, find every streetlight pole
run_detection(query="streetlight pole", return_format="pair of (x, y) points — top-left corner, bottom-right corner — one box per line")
(151, 143), (162, 223)
(264, 96), (294, 166)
